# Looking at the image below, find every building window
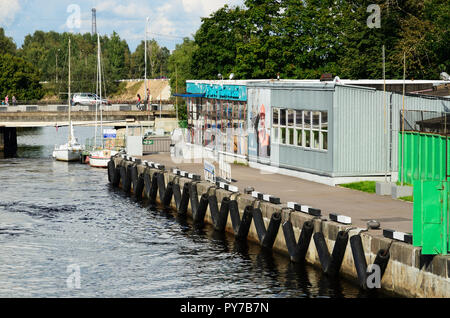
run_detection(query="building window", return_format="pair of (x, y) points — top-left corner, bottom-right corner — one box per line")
(272, 107), (328, 151)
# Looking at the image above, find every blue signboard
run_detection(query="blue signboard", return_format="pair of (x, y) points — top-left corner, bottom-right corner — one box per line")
(186, 82), (247, 101)
(103, 129), (117, 139)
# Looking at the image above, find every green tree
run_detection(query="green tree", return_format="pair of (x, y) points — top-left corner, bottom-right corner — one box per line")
(234, 0), (283, 79)
(390, 0), (450, 79)
(129, 39), (170, 79)
(191, 5), (246, 79)
(0, 54), (43, 101)
(104, 31), (131, 81)
(168, 38), (198, 121)
(168, 37), (197, 94)
(0, 28), (16, 55)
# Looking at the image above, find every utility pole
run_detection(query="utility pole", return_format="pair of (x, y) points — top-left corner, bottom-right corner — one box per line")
(92, 8), (97, 35)
(68, 38), (72, 143)
(176, 64), (178, 122)
(145, 17), (149, 110)
(401, 52), (406, 186)
(383, 45), (387, 182)
(55, 50), (58, 83)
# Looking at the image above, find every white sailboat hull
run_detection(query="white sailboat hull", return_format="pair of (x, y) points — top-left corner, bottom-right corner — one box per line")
(53, 149), (82, 162)
(53, 142), (84, 162)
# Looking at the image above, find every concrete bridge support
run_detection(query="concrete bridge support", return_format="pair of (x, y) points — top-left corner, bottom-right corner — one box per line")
(0, 127), (17, 157)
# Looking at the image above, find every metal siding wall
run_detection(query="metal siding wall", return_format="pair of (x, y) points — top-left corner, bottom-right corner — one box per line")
(271, 89), (334, 175)
(391, 93), (450, 175)
(334, 86), (386, 176)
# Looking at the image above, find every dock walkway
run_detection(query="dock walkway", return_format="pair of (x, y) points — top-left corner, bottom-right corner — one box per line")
(140, 153), (413, 237)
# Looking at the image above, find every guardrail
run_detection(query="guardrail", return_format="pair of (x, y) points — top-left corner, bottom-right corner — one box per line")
(0, 104), (175, 113)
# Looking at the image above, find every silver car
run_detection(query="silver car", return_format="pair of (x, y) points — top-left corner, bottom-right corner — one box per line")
(71, 93), (110, 106)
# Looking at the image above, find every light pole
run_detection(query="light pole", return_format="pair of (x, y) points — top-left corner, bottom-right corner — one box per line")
(144, 17), (149, 110)
(56, 49), (61, 83)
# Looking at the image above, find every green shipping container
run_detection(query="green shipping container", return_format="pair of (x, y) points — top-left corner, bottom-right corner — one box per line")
(398, 132), (449, 184)
(413, 180), (449, 255)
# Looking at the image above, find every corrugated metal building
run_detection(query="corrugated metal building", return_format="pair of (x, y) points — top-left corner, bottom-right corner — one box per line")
(184, 79), (450, 180)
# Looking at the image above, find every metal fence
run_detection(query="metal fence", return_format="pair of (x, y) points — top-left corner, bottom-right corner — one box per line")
(399, 109), (450, 184)
(401, 109), (450, 135)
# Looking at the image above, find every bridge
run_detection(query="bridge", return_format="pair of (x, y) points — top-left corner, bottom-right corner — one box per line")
(0, 104), (175, 127)
(0, 104), (177, 156)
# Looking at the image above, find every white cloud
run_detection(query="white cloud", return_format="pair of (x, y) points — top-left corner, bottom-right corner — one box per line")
(0, 0), (21, 27)
(181, 0), (241, 16)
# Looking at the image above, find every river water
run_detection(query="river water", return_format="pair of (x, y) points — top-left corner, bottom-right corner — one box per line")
(0, 126), (389, 298)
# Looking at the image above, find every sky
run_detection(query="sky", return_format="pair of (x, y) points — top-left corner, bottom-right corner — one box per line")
(0, 0), (244, 52)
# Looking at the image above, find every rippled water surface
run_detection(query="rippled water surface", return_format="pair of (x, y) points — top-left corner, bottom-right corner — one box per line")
(0, 127), (388, 298)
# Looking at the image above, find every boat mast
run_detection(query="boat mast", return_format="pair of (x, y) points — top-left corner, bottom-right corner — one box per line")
(68, 38), (72, 143)
(98, 34), (103, 148)
(94, 35), (98, 149)
(95, 34), (100, 149)
(145, 17), (149, 108)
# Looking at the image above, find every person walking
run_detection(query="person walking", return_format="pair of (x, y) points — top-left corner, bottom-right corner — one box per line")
(136, 94), (142, 110)
(5, 95), (9, 106)
(12, 95), (17, 106)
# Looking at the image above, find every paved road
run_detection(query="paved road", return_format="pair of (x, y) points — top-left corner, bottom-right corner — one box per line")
(140, 153), (414, 235)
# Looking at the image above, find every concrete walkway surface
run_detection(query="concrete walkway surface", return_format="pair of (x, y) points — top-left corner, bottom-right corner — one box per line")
(139, 153), (414, 236)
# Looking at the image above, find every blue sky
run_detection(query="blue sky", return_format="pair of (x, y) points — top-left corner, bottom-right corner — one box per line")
(1, 0), (244, 52)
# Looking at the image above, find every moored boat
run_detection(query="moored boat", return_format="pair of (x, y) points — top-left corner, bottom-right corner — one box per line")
(89, 149), (118, 168)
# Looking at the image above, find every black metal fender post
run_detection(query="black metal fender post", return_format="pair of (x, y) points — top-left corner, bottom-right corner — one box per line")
(134, 175), (145, 201)
(178, 182), (190, 216)
(107, 160), (115, 183)
(121, 165), (131, 193)
(193, 193), (209, 227)
(189, 182), (199, 216)
(229, 203), (253, 241)
(143, 169), (152, 199)
(350, 234), (390, 290)
(130, 164), (139, 193)
(112, 167), (121, 187)
(172, 182), (182, 211)
(149, 172), (159, 204)
(208, 196), (230, 232)
(313, 230), (349, 276)
(162, 181), (174, 208)
(252, 208), (282, 249)
(157, 173), (166, 202)
(283, 220), (314, 263)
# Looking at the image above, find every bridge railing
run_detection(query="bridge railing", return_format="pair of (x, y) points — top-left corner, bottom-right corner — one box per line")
(0, 104), (175, 112)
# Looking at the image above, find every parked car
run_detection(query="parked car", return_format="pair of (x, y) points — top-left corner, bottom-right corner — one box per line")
(71, 93), (111, 106)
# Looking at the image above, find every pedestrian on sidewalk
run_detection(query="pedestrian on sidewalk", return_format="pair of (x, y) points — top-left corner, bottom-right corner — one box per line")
(136, 94), (142, 110)
(5, 95), (9, 106)
(12, 95), (17, 106)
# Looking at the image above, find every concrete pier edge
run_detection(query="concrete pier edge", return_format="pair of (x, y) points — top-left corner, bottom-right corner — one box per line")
(114, 156), (449, 298)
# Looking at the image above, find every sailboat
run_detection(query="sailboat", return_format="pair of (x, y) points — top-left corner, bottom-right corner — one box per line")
(89, 34), (118, 168)
(52, 38), (84, 162)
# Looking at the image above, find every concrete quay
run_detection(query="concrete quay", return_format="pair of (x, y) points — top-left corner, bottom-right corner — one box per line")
(111, 155), (450, 298)
(141, 153), (413, 234)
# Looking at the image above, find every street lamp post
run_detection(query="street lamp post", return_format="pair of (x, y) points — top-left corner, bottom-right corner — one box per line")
(56, 49), (61, 83)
